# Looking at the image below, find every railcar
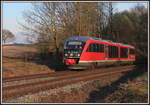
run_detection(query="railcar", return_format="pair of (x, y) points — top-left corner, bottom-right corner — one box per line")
(63, 36), (136, 69)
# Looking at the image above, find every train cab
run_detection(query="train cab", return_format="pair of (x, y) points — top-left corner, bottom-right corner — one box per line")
(63, 39), (85, 66)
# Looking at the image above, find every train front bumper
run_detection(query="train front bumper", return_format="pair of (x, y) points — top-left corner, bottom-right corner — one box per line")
(66, 62), (90, 69)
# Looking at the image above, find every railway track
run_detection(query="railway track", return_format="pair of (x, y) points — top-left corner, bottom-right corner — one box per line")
(3, 65), (133, 83)
(3, 70), (78, 82)
(2, 65), (135, 101)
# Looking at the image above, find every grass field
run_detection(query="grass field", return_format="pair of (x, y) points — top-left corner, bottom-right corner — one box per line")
(2, 45), (54, 78)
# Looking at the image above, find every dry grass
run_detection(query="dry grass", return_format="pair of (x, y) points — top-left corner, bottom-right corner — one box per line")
(103, 72), (148, 103)
(3, 46), (37, 57)
(2, 45), (54, 78)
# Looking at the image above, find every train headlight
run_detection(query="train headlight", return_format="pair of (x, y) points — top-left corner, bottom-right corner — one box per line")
(70, 53), (73, 56)
(65, 54), (68, 56)
(77, 54), (80, 57)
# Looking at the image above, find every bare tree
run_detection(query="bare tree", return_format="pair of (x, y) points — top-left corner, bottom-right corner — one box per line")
(21, 3), (60, 54)
(21, 2), (110, 59)
(2, 29), (15, 44)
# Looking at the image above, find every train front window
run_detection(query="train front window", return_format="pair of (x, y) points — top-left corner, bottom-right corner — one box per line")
(65, 41), (85, 50)
(64, 41), (85, 57)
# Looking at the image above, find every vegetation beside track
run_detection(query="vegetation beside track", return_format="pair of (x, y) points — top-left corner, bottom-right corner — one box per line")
(30, 64), (148, 103)
(102, 72), (148, 103)
(88, 64), (148, 103)
(2, 45), (55, 78)
(31, 70), (148, 103)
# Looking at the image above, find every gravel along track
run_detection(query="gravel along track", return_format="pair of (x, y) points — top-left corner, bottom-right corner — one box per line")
(2, 65), (135, 101)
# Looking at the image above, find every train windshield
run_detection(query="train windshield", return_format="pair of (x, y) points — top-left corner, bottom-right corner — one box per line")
(64, 41), (85, 52)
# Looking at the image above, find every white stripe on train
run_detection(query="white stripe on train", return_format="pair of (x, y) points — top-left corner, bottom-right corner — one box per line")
(79, 59), (135, 63)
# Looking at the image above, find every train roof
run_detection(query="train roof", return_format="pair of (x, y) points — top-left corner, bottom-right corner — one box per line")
(66, 36), (135, 48)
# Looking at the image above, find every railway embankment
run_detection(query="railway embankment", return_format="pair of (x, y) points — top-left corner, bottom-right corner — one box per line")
(87, 64), (148, 103)
(2, 64), (148, 103)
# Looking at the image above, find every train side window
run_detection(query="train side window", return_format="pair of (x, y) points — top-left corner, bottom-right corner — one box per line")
(87, 43), (104, 52)
(96, 44), (99, 52)
(129, 49), (135, 54)
(114, 46), (118, 58)
(97, 44), (104, 52)
(120, 47), (128, 58)
(93, 43), (97, 52)
(108, 46), (118, 58)
(96, 44), (98, 52)
(108, 46), (112, 58)
(87, 43), (93, 52)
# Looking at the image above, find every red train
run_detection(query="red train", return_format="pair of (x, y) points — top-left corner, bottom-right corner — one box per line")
(63, 36), (136, 69)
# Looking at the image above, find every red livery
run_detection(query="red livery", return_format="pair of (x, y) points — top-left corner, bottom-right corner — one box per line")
(63, 36), (136, 69)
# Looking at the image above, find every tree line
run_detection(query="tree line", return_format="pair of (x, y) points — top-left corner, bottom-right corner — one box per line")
(2, 29), (15, 44)
(20, 2), (148, 59)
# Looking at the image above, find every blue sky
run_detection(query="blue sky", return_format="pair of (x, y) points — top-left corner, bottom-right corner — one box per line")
(2, 2), (148, 43)
(2, 2), (32, 43)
